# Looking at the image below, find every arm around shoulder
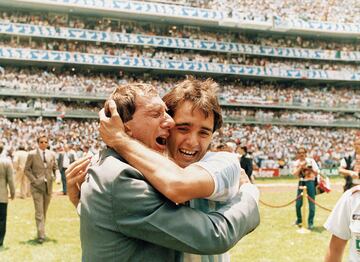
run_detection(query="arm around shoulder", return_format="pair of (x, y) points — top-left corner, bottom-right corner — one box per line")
(112, 168), (260, 254)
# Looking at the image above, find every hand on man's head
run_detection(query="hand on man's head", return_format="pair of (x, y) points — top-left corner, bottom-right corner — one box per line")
(99, 99), (126, 148)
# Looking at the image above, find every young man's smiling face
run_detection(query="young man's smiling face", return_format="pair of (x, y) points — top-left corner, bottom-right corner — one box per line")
(167, 101), (214, 168)
(125, 95), (174, 153)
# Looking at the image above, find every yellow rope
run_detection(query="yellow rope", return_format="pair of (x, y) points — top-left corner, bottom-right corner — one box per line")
(307, 195), (332, 212)
(259, 194), (302, 208)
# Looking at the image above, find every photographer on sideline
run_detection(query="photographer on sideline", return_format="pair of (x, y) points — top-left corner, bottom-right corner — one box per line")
(292, 147), (320, 230)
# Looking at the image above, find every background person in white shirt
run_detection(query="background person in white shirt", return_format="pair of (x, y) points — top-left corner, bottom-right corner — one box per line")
(292, 147), (320, 229)
(324, 185), (360, 262)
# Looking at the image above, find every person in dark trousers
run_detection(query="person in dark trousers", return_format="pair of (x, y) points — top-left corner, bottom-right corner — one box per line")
(0, 143), (15, 248)
(236, 145), (254, 183)
(57, 144), (75, 195)
(292, 147), (319, 230)
(339, 136), (360, 191)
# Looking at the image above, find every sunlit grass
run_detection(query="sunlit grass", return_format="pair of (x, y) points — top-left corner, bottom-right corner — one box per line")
(0, 177), (346, 261)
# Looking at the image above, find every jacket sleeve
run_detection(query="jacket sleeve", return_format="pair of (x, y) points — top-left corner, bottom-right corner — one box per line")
(24, 153), (36, 183)
(112, 168), (260, 255)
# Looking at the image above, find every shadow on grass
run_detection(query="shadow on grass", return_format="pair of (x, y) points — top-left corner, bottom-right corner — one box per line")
(311, 226), (326, 233)
(19, 237), (58, 246)
(0, 246), (10, 252)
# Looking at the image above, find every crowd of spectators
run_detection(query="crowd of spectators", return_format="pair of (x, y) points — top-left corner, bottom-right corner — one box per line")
(2, 96), (360, 124)
(0, 116), (103, 160)
(2, 67), (360, 109)
(0, 3), (359, 177)
(0, 98), (100, 115)
(1, 11), (359, 52)
(141, 0), (360, 24)
(216, 124), (357, 169)
(1, 37), (358, 72)
(0, 116), (357, 170)
(223, 108), (360, 124)
(219, 81), (360, 109)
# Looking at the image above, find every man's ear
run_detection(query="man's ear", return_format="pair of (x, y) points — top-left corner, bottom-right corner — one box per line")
(124, 123), (132, 137)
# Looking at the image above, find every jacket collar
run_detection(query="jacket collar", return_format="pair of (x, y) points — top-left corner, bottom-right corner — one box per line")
(99, 147), (127, 164)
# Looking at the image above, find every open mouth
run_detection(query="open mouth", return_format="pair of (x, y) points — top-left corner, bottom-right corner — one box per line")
(156, 136), (167, 146)
(179, 149), (197, 157)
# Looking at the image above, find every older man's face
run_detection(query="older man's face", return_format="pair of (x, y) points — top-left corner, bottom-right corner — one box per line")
(125, 95), (174, 153)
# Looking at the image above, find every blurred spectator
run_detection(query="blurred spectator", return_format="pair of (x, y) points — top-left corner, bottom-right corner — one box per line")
(13, 144), (30, 198)
(0, 142), (15, 248)
(338, 136), (360, 191)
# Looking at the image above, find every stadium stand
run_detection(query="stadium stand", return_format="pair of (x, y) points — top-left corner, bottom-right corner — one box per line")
(0, 0), (359, 172)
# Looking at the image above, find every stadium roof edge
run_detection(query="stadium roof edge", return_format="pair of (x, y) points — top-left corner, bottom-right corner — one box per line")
(1, 0), (359, 39)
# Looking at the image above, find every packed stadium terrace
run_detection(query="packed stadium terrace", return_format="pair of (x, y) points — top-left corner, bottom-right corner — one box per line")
(144, 0), (360, 23)
(0, 1), (359, 172)
(0, 116), (356, 170)
(0, 116), (103, 157)
(1, 37), (358, 72)
(2, 67), (360, 109)
(1, 11), (360, 52)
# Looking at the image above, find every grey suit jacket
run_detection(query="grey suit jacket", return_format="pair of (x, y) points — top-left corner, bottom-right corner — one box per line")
(0, 157), (15, 203)
(80, 148), (260, 262)
(24, 148), (57, 195)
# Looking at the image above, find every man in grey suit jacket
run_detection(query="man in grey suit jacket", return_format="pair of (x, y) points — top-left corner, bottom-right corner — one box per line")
(69, 83), (259, 261)
(0, 143), (15, 247)
(25, 134), (57, 243)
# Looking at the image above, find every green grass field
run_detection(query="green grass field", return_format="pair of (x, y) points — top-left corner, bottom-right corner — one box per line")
(0, 177), (346, 262)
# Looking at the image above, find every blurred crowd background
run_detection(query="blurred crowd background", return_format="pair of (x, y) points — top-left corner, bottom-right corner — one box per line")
(1, 0), (359, 172)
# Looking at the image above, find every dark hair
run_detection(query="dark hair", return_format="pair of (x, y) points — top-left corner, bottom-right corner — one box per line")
(163, 76), (223, 132)
(241, 146), (248, 154)
(105, 83), (158, 122)
(0, 143), (3, 154)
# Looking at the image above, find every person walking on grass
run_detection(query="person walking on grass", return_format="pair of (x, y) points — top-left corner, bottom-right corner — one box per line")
(0, 142), (15, 248)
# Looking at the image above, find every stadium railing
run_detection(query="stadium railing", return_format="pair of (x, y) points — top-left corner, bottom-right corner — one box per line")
(1, 21), (359, 62)
(2, 87), (360, 113)
(0, 47), (359, 81)
(1, 107), (358, 127)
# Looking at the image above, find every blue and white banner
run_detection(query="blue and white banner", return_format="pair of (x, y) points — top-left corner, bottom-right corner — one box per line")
(0, 22), (358, 61)
(0, 47), (358, 81)
(19, 0), (360, 35)
(275, 18), (360, 34)
(35, 0), (224, 20)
